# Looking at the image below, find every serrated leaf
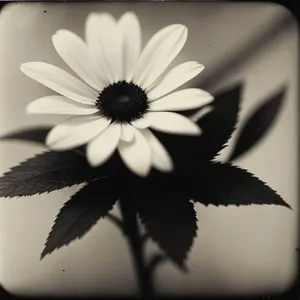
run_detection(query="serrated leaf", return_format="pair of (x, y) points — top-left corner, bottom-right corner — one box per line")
(0, 151), (97, 198)
(0, 126), (52, 145)
(197, 83), (243, 159)
(126, 177), (197, 268)
(189, 162), (291, 209)
(151, 83), (243, 173)
(228, 88), (286, 161)
(41, 178), (118, 259)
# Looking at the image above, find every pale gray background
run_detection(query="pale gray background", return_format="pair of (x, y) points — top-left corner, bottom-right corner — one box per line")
(0, 2), (298, 297)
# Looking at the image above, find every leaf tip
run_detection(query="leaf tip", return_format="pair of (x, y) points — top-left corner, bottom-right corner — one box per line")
(40, 250), (48, 261)
(170, 253), (191, 272)
(282, 202), (292, 210)
(179, 261), (189, 273)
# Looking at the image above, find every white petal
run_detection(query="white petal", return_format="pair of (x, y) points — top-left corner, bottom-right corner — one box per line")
(121, 122), (134, 142)
(52, 30), (105, 91)
(148, 88), (213, 111)
(85, 13), (121, 84)
(140, 128), (173, 172)
(87, 122), (121, 167)
(26, 95), (98, 115)
(130, 118), (151, 129)
(147, 62), (205, 100)
(134, 24), (188, 90)
(20, 62), (98, 105)
(190, 105), (214, 122)
(144, 112), (201, 135)
(118, 12), (141, 82)
(118, 127), (151, 177)
(46, 115), (110, 150)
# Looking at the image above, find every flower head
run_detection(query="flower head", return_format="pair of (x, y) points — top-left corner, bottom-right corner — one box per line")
(21, 12), (213, 177)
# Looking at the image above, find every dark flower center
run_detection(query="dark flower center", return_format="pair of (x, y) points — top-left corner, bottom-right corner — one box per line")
(96, 81), (149, 122)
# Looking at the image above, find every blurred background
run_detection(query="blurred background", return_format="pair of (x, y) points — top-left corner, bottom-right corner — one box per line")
(0, 2), (298, 297)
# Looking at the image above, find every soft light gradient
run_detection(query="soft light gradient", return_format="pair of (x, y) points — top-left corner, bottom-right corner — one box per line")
(0, 2), (298, 297)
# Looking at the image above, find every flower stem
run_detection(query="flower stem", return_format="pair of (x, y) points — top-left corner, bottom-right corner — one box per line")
(119, 195), (154, 297)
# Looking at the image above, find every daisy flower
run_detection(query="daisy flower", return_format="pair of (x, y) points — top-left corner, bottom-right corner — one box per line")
(20, 12), (213, 177)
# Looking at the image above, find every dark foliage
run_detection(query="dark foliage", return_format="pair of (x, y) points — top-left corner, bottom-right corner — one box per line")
(0, 151), (96, 197)
(41, 178), (118, 259)
(229, 87), (286, 160)
(125, 175), (198, 269)
(153, 83), (243, 173)
(0, 126), (52, 145)
(187, 162), (291, 209)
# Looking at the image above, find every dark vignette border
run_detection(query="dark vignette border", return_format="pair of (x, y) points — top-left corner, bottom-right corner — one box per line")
(0, 0), (298, 299)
